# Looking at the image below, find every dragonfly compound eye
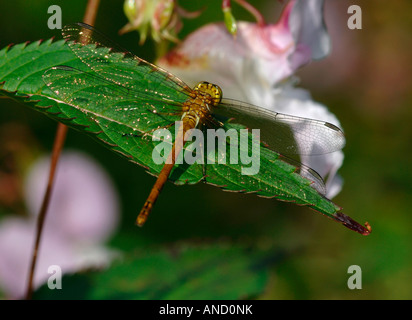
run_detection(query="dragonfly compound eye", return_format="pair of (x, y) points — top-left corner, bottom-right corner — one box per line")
(194, 81), (222, 106)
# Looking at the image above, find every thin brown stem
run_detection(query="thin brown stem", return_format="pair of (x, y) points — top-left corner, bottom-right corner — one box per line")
(25, 124), (67, 299)
(24, 0), (101, 300)
(83, 0), (101, 25)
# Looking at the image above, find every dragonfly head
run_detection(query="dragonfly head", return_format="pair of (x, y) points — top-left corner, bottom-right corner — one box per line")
(194, 81), (222, 108)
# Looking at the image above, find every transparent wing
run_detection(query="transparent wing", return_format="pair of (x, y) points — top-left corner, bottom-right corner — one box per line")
(43, 66), (179, 134)
(60, 22), (192, 113)
(216, 98), (345, 156)
(202, 121), (328, 195)
(208, 98), (346, 195)
(277, 154), (327, 195)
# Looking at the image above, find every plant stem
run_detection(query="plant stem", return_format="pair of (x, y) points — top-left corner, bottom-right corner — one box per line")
(24, 0), (101, 300)
(234, 0), (266, 27)
(83, 0), (101, 27)
(25, 123), (67, 300)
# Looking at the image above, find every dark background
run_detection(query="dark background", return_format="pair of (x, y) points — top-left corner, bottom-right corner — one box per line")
(1, 0), (411, 299)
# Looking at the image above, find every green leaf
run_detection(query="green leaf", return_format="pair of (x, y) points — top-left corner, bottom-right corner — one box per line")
(32, 242), (276, 299)
(0, 38), (370, 234)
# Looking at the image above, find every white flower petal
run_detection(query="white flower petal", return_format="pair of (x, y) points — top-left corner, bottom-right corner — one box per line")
(24, 151), (120, 244)
(158, 1), (342, 198)
(0, 218), (75, 298)
(0, 151), (121, 298)
(270, 85), (344, 197)
(289, 0), (331, 63)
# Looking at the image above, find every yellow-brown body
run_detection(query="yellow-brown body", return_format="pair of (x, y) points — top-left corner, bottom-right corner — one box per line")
(136, 82), (222, 226)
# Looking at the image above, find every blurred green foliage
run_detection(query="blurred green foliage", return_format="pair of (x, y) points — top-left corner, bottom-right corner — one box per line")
(0, 0), (411, 299)
(33, 242), (279, 300)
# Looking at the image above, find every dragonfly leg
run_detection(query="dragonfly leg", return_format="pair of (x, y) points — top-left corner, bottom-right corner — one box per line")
(201, 123), (207, 180)
(122, 132), (142, 138)
(139, 122), (177, 139)
(149, 103), (187, 117)
(155, 111), (183, 116)
(204, 115), (224, 128)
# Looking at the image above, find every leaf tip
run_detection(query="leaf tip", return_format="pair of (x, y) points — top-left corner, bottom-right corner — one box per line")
(335, 212), (371, 236)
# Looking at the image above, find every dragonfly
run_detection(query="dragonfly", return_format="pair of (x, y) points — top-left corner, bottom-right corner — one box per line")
(43, 23), (353, 230)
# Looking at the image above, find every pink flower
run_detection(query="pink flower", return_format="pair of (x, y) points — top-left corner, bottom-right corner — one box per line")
(119, 0), (200, 43)
(0, 151), (120, 298)
(158, 0), (343, 198)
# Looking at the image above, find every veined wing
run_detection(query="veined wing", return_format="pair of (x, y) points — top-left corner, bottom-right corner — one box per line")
(202, 121), (328, 195)
(43, 66), (181, 134)
(61, 22), (192, 113)
(216, 98), (345, 156)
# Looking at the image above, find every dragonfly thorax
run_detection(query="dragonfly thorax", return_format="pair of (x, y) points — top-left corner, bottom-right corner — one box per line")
(181, 82), (222, 128)
(194, 81), (222, 108)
